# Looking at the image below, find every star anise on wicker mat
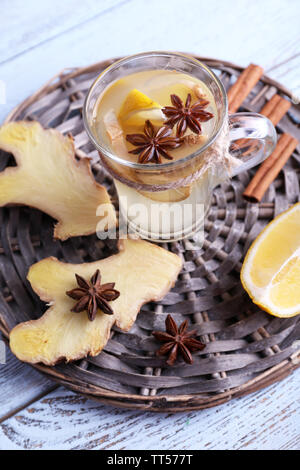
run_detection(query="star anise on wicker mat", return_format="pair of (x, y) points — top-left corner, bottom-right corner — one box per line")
(162, 93), (214, 137)
(66, 269), (120, 321)
(126, 119), (183, 164)
(152, 314), (205, 366)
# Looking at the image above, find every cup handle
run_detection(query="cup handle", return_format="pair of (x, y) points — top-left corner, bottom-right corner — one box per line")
(228, 112), (277, 177)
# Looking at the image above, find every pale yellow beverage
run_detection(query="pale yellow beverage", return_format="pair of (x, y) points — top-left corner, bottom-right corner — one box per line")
(84, 52), (277, 242)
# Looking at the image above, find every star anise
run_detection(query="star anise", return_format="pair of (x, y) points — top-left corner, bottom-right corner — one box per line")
(162, 93), (214, 137)
(126, 119), (183, 164)
(152, 314), (205, 366)
(66, 269), (120, 321)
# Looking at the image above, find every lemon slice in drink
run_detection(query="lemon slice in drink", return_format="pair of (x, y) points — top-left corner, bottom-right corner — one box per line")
(241, 202), (300, 317)
(118, 89), (163, 128)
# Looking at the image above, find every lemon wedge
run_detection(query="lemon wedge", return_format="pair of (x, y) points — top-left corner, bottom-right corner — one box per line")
(241, 202), (300, 317)
(118, 89), (163, 128)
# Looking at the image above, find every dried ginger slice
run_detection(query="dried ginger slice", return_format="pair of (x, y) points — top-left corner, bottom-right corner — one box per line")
(0, 121), (116, 240)
(10, 239), (182, 365)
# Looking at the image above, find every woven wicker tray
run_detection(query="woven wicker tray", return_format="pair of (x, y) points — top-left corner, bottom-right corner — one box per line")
(0, 56), (300, 412)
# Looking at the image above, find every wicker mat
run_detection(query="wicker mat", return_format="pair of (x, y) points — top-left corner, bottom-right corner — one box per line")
(0, 57), (299, 411)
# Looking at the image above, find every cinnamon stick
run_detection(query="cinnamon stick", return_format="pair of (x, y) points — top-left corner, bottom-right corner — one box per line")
(228, 64), (264, 113)
(260, 94), (291, 125)
(243, 133), (298, 203)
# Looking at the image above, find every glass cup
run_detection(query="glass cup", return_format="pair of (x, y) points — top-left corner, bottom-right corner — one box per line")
(83, 52), (277, 242)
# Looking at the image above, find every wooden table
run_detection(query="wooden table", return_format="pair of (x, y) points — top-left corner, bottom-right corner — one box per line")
(0, 0), (299, 450)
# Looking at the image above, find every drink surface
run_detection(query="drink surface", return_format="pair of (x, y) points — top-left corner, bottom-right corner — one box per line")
(92, 69), (217, 164)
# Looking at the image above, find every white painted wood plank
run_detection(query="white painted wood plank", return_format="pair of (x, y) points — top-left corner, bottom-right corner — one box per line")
(0, 370), (299, 450)
(0, 0), (300, 450)
(0, 344), (55, 422)
(0, 0), (128, 63)
(0, 0), (300, 123)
